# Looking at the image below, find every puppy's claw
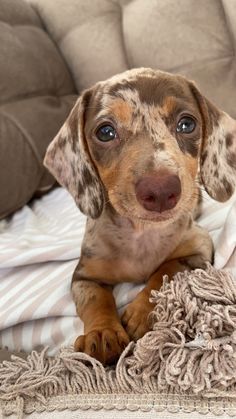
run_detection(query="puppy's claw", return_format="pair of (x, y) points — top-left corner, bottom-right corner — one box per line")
(74, 326), (129, 365)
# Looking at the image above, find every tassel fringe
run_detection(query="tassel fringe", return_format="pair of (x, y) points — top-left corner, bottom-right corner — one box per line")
(1, 264), (236, 417)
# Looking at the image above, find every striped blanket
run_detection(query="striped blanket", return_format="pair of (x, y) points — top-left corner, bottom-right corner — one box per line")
(0, 187), (235, 355)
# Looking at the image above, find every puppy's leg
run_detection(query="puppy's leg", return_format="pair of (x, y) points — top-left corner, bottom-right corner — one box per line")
(121, 259), (189, 341)
(122, 225), (213, 341)
(72, 276), (129, 365)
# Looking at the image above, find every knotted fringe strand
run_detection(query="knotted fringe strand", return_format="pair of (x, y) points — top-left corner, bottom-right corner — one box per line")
(1, 264), (236, 417)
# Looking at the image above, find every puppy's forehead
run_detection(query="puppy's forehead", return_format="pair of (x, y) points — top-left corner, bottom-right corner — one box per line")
(93, 70), (196, 122)
(108, 74), (190, 106)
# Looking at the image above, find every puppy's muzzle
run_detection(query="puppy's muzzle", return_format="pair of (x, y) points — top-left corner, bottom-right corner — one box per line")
(135, 174), (181, 213)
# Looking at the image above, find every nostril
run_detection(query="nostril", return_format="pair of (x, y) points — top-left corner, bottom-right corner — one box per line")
(144, 195), (156, 203)
(139, 192), (162, 212)
(167, 193), (177, 206)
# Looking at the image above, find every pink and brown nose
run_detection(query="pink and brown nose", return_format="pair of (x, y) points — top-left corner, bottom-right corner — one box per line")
(135, 174), (181, 213)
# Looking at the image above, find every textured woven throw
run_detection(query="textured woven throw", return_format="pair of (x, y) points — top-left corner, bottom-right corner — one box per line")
(1, 264), (236, 418)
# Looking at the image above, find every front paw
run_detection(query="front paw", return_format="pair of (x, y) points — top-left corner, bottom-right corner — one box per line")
(121, 298), (154, 341)
(74, 325), (129, 365)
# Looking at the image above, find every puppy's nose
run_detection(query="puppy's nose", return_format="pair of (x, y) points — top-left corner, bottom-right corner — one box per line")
(135, 174), (181, 212)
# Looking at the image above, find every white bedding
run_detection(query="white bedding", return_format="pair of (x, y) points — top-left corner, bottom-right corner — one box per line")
(0, 187), (235, 355)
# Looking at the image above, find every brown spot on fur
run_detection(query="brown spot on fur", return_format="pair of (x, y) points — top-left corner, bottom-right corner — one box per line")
(215, 184), (232, 201)
(82, 247), (95, 259)
(193, 189), (203, 219)
(226, 133), (233, 147)
(81, 165), (96, 187)
(91, 196), (101, 215)
(156, 142), (165, 151)
(212, 153), (217, 165)
(77, 181), (84, 196)
(227, 153), (236, 169)
(223, 176), (233, 196)
(59, 136), (67, 148)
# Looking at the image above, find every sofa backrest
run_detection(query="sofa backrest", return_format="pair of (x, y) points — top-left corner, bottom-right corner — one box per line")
(0, 0), (76, 218)
(29, 0), (236, 118)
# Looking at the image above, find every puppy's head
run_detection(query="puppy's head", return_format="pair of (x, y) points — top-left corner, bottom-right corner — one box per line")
(44, 68), (236, 222)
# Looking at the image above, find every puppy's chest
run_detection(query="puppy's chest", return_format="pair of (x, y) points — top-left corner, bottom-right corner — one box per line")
(88, 220), (185, 283)
(117, 226), (181, 280)
(121, 228), (172, 260)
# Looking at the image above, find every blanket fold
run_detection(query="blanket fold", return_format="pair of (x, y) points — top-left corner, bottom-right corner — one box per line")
(1, 265), (236, 417)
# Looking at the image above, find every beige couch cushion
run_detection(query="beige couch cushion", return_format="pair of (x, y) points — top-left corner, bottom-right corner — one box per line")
(29, 0), (236, 119)
(0, 0), (76, 218)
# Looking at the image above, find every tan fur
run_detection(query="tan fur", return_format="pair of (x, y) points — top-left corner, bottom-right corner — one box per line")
(44, 68), (236, 365)
(109, 99), (133, 125)
(159, 96), (177, 116)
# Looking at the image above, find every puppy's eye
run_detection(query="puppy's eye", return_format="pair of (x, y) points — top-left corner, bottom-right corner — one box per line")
(96, 125), (117, 142)
(176, 117), (196, 134)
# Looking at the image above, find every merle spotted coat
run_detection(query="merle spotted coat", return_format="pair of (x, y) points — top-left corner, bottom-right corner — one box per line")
(44, 68), (236, 365)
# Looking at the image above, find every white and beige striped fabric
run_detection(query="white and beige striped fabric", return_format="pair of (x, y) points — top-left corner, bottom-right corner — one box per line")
(0, 187), (235, 355)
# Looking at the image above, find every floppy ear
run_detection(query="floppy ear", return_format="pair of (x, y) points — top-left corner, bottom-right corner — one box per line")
(44, 90), (104, 218)
(190, 83), (236, 202)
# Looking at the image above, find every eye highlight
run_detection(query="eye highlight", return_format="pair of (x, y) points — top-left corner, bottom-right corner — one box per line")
(95, 124), (118, 142)
(176, 116), (196, 134)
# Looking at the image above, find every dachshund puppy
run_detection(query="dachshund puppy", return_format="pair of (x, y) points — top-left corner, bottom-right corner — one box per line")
(44, 68), (236, 365)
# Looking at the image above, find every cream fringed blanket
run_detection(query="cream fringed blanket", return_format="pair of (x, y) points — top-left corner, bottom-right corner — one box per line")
(1, 265), (236, 417)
